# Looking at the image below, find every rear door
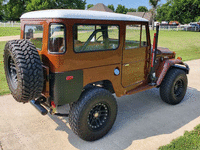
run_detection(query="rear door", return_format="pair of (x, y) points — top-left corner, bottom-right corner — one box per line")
(122, 24), (148, 87)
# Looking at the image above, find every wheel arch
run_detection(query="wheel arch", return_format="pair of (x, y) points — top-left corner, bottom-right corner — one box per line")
(171, 64), (189, 74)
(156, 59), (189, 86)
(83, 80), (115, 94)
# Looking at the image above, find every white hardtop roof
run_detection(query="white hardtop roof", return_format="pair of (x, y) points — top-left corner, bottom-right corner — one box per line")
(20, 9), (148, 22)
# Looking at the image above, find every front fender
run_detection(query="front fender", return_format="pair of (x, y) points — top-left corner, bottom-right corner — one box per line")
(171, 63), (189, 74)
(156, 59), (189, 86)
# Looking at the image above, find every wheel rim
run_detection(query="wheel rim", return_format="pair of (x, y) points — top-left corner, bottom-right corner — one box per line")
(88, 103), (109, 130)
(174, 79), (184, 97)
(8, 56), (18, 89)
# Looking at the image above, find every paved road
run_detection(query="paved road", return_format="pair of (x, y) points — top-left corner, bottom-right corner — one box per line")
(0, 59), (200, 150)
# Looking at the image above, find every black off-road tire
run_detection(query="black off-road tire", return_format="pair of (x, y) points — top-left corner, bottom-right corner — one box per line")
(4, 39), (43, 103)
(160, 68), (187, 105)
(69, 87), (117, 141)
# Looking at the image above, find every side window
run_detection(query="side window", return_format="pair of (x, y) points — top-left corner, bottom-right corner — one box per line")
(125, 24), (147, 49)
(48, 23), (65, 53)
(24, 25), (43, 50)
(73, 25), (119, 53)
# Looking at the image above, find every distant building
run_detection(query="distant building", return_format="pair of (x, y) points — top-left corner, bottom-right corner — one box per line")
(87, 3), (114, 12)
(127, 12), (153, 25)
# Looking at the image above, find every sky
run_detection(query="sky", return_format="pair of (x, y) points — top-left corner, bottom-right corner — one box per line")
(86, 0), (167, 10)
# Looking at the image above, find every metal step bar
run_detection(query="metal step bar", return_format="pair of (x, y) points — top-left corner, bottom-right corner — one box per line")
(30, 100), (48, 115)
(30, 100), (69, 117)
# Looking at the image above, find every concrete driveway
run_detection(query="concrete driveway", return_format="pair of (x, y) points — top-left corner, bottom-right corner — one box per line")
(0, 59), (200, 150)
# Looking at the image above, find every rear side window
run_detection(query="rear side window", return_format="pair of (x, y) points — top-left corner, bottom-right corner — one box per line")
(73, 25), (119, 53)
(48, 23), (66, 53)
(125, 24), (147, 49)
(24, 25), (43, 50)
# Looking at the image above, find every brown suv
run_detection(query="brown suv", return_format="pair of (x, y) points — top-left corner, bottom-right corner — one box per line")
(4, 9), (189, 141)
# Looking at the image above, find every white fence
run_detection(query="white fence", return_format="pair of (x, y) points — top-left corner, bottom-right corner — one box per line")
(0, 22), (199, 32)
(0, 22), (20, 27)
(149, 25), (200, 32)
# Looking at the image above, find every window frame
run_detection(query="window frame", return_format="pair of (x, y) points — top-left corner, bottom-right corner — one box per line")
(48, 23), (66, 54)
(125, 24), (148, 50)
(73, 24), (120, 53)
(24, 24), (44, 51)
(141, 24), (148, 47)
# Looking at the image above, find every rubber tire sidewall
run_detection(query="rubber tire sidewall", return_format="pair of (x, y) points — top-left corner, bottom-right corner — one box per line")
(160, 68), (187, 105)
(169, 73), (187, 102)
(4, 42), (22, 98)
(69, 88), (117, 141)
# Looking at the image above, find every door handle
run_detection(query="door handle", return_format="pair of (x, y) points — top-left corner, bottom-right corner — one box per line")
(124, 63), (130, 67)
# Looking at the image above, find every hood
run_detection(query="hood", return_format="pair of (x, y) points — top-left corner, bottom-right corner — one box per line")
(156, 47), (174, 57)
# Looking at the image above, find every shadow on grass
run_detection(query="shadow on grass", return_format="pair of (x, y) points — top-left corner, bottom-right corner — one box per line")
(48, 86), (200, 150)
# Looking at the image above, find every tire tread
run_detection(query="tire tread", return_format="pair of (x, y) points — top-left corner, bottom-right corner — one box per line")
(4, 39), (43, 103)
(69, 88), (117, 141)
(160, 68), (187, 105)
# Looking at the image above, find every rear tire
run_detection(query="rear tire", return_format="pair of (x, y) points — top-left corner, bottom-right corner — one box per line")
(69, 88), (117, 141)
(160, 68), (187, 105)
(4, 40), (43, 103)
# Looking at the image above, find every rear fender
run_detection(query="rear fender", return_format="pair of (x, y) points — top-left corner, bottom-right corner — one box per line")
(156, 59), (189, 86)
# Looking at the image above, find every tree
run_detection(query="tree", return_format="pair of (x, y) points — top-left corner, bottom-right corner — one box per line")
(0, 0), (3, 20)
(55, 0), (86, 9)
(156, 1), (171, 22)
(26, 0), (55, 12)
(149, 0), (160, 30)
(168, 0), (200, 24)
(26, 0), (86, 12)
(115, 4), (128, 14)
(87, 4), (93, 9)
(3, 0), (29, 21)
(107, 4), (115, 12)
(156, 0), (200, 24)
(137, 6), (148, 12)
(2, 0), (86, 21)
(128, 8), (136, 12)
(195, 16), (200, 22)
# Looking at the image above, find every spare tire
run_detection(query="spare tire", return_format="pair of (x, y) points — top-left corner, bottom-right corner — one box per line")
(4, 39), (43, 103)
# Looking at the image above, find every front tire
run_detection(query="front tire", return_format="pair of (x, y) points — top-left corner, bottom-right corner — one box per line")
(160, 68), (188, 105)
(69, 88), (117, 141)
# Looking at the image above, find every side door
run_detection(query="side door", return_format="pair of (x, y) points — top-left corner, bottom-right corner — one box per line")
(122, 24), (148, 87)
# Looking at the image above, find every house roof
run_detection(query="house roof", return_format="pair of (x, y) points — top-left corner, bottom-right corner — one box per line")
(88, 3), (113, 12)
(127, 12), (152, 21)
(127, 12), (145, 18)
(20, 9), (148, 22)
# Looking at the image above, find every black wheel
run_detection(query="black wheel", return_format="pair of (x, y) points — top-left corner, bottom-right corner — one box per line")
(4, 40), (43, 103)
(160, 68), (188, 105)
(69, 88), (117, 141)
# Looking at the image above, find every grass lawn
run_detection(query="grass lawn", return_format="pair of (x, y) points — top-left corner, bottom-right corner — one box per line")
(159, 125), (200, 150)
(78, 29), (200, 61)
(0, 27), (20, 37)
(150, 30), (200, 61)
(0, 41), (10, 95)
